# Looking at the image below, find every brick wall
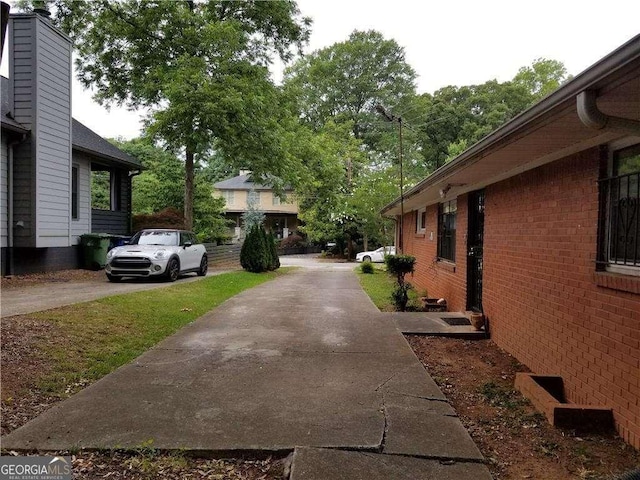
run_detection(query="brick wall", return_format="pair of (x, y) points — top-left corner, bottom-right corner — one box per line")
(401, 195), (468, 310)
(401, 146), (640, 448)
(483, 148), (640, 448)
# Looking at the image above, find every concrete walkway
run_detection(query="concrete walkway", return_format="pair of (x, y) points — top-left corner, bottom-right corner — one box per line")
(2, 259), (491, 478)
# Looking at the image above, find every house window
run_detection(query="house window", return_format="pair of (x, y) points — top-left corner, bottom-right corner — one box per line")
(110, 171), (121, 211)
(221, 190), (235, 206)
(71, 165), (79, 220)
(416, 207), (426, 233)
(599, 142), (640, 273)
(438, 199), (457, 262)
(247, 190), (260, 206)
(91, 169), (121, 211)
(273, 194), (281, 206)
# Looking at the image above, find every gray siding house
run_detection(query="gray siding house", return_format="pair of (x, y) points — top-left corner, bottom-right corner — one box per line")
(1, 10), (141, 275)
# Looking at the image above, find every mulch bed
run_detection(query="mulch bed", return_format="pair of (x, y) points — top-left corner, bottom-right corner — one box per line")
(407, 336), (640, 480)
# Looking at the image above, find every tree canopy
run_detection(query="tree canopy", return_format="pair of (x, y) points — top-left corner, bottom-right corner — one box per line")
(112, 137), (230, 243)
(26, 0), (311, 229)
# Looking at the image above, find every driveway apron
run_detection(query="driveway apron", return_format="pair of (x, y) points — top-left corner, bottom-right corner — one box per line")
(2, 265), (489, 476)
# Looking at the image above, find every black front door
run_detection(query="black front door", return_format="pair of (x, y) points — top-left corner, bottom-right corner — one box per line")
(467, 190), (485, 312)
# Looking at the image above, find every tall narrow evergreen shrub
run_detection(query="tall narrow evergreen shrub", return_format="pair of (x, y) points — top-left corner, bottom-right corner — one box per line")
(241, 225), (269, 273)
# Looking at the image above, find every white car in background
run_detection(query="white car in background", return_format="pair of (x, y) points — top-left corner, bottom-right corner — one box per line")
(105, 229), (208, 282)
(356, 246), (396, 263)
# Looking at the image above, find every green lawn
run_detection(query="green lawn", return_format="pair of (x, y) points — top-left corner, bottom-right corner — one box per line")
(356, 264), (422, 312)
(356, 265), (395, 311)
(31, 269), (292, 397)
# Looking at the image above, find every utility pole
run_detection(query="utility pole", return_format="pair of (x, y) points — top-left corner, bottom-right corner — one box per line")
(375, 104), (404, 254)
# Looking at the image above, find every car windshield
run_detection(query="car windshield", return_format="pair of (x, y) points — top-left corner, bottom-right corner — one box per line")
(132, 231), (179, 246)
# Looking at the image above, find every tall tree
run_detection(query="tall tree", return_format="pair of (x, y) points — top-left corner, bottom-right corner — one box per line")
(112, 137), (230, 242)
(26, 0), (311, 229)
(284, 30), (418, 252)
(513, 58), (571, 100)
(284, 29), (417, 151)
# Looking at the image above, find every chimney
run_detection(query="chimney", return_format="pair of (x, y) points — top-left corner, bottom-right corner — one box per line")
(8, 11), (73, 248)
(32, 7), (51, 19)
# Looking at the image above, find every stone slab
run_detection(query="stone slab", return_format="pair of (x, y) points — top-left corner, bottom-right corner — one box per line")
(390, 312), (485, 337)
(384, 408), (484, 460)
(290, 447), (492, 480)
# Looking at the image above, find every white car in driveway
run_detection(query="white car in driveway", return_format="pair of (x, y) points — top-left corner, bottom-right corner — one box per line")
(356, 246), (396, 263)
(105, 229), (208, 282)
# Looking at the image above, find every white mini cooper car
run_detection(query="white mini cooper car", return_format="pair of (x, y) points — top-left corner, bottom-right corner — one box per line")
(105, 229), (208, 282)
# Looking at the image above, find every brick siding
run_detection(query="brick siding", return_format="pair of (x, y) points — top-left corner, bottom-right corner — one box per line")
(402, 147), (640, 448)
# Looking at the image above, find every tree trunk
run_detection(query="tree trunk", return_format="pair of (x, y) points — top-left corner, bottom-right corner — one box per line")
(347, 234), (354, 260)
(363, 231), (368, 251)
(184, 148), (194, 230)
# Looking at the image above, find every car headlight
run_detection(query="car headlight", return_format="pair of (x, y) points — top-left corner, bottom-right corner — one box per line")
(106, 249), (116, 259)
(153, 249), (168, 259)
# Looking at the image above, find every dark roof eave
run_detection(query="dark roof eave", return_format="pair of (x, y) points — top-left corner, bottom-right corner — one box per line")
(1, 121), (29, 134)
(73, 144), (142, 170)
(381, 33), (640, 215)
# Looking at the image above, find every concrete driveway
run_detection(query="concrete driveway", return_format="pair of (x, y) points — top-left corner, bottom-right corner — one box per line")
(1, 270), (230, 318)
(2, 256), (491, 478)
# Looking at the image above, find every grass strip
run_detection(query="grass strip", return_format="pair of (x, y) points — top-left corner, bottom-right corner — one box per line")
(356, 264), (422, 311)
(356, 265), (396, 311)
(31, 269), (292, 396)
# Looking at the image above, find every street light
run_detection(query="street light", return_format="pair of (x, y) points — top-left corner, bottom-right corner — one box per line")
(375, 104), (404, 254)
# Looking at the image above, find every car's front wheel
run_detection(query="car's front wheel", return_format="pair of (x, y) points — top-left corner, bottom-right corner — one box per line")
(198, 255), (208, 276)
(363, 255), (372, 262)
(165, 258), (180, 282)
(106, 274), (122, 282)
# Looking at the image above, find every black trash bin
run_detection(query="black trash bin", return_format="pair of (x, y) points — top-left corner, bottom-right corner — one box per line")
(80, 233), (111, 270)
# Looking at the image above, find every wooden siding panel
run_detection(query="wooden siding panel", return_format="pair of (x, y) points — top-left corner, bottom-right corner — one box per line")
(1, 139), (8, 248)
(34, 17), (72, 248)
(10, 18), (34, 128)
(91, 210), (129, 235)
(71, 154), (91, 243)
(11, 140), (34, 246)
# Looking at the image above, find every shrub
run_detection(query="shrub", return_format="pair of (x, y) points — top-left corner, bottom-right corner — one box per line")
(261, 229), (280, 271)
(384, 254), (416, 312)
(279, 234), (305, 249)
(132, 207), (185, 232)
(385, 255), (416, 282)
(391, 282), (412, 312)
(240, 225), (269, 273)
(360, 262), (375, 274)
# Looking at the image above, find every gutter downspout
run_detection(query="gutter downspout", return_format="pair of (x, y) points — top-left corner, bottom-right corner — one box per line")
(577, 90), (640, 135)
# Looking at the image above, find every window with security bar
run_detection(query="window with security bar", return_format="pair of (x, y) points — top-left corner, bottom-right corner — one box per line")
(438, 199), (457, 262)
(599, 143), (640, 272)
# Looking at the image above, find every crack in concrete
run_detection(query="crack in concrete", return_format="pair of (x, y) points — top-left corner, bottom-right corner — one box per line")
(385, 391), (451, 403)
(369, 451), (489, 465)
(374, 372), (398, 392)
(358, 451), (423, 479)
(378, 392), (389, 454)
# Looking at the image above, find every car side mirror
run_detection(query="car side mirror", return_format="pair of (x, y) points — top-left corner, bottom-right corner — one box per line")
(183, 241), (192, 249)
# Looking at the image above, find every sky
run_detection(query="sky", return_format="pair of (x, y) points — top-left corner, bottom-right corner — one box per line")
(3, 0), (640, 140)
